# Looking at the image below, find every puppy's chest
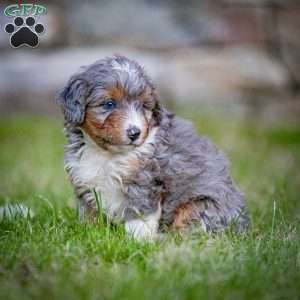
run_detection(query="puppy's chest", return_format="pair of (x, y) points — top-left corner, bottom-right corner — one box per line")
(74, 146), (133, 220)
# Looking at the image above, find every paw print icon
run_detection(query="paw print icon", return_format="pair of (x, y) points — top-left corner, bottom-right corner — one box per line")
(4, 16), (45, 48)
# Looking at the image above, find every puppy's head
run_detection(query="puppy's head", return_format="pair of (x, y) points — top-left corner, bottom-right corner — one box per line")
(57, 55), (162, 152)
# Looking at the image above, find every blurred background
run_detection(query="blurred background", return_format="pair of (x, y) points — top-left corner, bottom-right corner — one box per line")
(0, 0), (300, 212)
(0, 0), (300, 124)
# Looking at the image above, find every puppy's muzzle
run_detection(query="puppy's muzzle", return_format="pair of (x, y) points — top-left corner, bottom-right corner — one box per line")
(127, 126), (141, 142)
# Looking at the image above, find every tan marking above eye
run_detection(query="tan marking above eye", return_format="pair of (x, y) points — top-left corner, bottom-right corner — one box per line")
(82, 110), (126, 148)
(106, 86), (125, 101)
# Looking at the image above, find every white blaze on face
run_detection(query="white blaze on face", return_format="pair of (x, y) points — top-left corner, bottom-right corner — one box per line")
(124, 104), (146, 140)
(145, 109), (153, 122)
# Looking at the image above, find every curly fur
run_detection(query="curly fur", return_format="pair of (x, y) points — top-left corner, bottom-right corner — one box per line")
(57, 55), (249, 240)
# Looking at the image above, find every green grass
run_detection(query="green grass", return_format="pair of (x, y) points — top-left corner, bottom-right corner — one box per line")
(0, 112), (300, 300)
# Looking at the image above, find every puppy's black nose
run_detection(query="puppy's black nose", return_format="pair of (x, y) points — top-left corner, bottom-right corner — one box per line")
(127, 126), (141, 141)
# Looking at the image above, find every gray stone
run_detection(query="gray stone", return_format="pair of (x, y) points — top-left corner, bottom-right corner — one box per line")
(0, 46), (293, 123)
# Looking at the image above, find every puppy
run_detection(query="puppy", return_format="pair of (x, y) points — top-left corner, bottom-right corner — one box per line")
(57, 55), (249, 241)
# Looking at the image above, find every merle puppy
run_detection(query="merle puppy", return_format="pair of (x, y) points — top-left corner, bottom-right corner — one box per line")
(57, 55), (249, 241)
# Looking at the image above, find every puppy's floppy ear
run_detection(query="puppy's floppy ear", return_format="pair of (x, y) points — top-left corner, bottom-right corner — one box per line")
(56, 77), (90, 124)
(152, 91), (163, 125)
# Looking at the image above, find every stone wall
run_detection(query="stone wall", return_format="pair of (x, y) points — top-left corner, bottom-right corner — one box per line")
(0, 0), (299, 123)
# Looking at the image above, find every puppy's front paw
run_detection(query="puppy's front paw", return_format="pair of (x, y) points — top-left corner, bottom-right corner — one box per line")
(125, 219), (158, 242)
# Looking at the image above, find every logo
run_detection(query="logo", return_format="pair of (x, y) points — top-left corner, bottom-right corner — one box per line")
(3, 4), (47, 48)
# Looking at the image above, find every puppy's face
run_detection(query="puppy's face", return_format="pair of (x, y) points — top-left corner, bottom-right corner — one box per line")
(58, 56), (161, 153)
(82, 85), (156, 151)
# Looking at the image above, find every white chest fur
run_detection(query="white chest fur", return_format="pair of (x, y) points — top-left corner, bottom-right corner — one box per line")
(76, 145), (127, 220)
(68, 128), (158, 221)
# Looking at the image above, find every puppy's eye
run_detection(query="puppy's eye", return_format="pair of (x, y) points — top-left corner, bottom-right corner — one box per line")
(102, 100), (116, 111)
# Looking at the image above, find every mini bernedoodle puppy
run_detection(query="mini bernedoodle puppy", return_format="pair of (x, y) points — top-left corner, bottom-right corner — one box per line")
(57, 55), (249, 241)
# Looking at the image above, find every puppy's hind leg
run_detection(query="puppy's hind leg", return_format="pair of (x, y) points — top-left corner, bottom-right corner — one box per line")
(171, 197), (249, 234)
(171, 201), (208, 234)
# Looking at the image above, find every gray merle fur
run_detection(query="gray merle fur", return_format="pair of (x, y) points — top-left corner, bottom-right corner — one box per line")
(57, 55), (250, 234)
